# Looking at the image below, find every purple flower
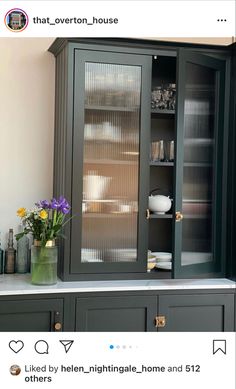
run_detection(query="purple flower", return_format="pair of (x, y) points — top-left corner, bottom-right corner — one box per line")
(36, 200), (51, 209)
(58, 196), (70, 214)
(50, 196), (70, 214)
(60, 205), (70, 214)
(50, 198), (60, 210)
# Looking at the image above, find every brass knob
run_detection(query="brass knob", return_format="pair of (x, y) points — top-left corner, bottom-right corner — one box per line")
(146, 209), (150, 219)
(54, 322), (62, 331)
(155, 316), (166, 328)
(175, 211), (183, 222)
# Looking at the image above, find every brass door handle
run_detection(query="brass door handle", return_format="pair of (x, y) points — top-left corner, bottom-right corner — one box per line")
(175, 211), (183, 222)
(54, 322), (62, 331)
(155, 315), (166, 328)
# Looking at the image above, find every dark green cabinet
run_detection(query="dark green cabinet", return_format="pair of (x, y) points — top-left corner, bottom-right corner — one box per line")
(74, 292), (235, 332)
(0, 290), (234, 332)
(158, 293), (234, 331)
(75, 295), (156, 331)
(49, 38), (233, 281)
(0, 297), (64, 332)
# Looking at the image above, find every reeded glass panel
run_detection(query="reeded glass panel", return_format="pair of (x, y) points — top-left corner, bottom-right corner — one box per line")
(81, 62), (141, 263)
(181, 62), (216, 266)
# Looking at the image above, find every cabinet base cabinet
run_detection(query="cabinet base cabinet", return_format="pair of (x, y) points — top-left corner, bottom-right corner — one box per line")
(0, 298), (64, 332)
(158, 294), (235, 332)
(75, 296), (157, 332)
(0, 291), (234, 332)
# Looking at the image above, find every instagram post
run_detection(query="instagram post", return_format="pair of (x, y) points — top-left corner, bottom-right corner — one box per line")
(0, 1), (235, 388)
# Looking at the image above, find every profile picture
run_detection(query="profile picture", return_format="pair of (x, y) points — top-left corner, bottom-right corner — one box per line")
(5, 9), (29, 32)
(10, 365), (21, 376)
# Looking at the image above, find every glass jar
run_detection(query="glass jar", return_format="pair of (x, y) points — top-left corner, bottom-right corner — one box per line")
(31, 240), (57, 285)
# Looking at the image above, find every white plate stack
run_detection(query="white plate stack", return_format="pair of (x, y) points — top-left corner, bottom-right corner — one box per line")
(151, 252), (172, 270)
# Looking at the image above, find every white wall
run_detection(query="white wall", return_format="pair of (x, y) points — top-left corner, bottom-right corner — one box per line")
(0, 38), (54, 248)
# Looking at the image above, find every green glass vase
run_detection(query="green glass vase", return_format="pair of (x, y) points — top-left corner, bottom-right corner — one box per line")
(31, 240), (57, 285)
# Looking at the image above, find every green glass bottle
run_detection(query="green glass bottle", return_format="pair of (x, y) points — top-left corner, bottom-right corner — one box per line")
(4, 228), (16, 274)
(16, 225), (29, 273)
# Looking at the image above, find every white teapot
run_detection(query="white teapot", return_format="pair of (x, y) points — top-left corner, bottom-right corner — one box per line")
(148, 189), (172, 214)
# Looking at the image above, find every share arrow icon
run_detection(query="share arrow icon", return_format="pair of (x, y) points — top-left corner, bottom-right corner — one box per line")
(59, 340), (74, 353)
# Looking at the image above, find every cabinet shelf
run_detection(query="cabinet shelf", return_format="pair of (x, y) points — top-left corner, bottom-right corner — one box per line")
(150, 214), (173, 219)
(184, 162), (212, 167)
(184, 138), (213, 146)
(84, 159), (138, 165)
(150, 161), (174, 166)
(83, 213), (135, 218)
(151, 109), (175, 115)
(85, 104), (138, 112)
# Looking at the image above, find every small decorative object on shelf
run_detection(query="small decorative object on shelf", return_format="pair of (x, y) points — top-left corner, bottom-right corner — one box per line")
(150, 140), (174, 162)
(16, 224), (29, 274)
(0, 232), (4, 274)
(4, 229), (16, 274)
(151, 84), (176, 110)
(164, 140), (174, 162)
(151, 140), (165, 162)
(148, 188), (172, 215)
(16, 197), (71, 285)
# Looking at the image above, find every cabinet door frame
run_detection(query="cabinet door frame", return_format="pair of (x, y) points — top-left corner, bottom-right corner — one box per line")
(158, 293), (235, 332)
(71, 49), (152, 275)
(0, 297), (64, 332)
(173, 49), (227, 278)
(75, 294), (157, 331)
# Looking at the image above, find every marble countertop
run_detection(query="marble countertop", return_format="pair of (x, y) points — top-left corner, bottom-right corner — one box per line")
(0, 274), (235, 296)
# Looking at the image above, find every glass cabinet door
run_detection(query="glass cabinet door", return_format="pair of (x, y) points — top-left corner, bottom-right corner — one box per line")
(71, 50), (151, 274)
(173, 50), (226, 277)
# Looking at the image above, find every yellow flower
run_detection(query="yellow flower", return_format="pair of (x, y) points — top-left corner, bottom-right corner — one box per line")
(17, 207), (26, 218)
(39, 210), (48, 220)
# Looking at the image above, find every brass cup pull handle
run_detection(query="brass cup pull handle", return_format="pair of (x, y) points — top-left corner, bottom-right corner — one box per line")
(175, 211), (183, 222)
(54, 322), (62, 331)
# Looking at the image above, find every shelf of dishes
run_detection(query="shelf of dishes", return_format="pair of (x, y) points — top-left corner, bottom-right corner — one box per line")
(81, 248), (211, 269)
(84, 122), (139, 143)
(82, 199), (138, 214)
(147, 251), (172, 272)
(147, 251), (212, 271)
(81, 248), (172, 272)
(82, 201), (211, 218)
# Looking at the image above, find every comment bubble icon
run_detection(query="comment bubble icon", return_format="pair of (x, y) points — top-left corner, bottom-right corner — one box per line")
(34, 340), (49, 355)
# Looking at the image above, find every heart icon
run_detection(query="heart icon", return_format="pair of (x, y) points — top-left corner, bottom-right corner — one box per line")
(9, 340), (24, 353)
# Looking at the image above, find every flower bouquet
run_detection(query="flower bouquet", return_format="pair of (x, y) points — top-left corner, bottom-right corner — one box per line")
(16, 196), (71, 285)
